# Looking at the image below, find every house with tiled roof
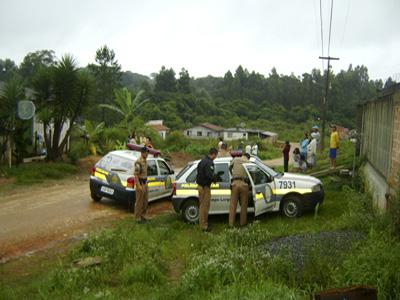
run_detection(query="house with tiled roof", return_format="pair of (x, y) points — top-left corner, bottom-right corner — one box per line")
(146, 120), (170, 139)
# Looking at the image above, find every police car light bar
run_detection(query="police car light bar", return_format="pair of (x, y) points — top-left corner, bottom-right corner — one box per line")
(126, 143), (161, 157)
(230, 150), (243, 158)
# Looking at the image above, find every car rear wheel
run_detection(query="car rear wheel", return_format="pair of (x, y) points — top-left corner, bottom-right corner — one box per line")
(182, 200), (199, 224)
(282, 195), (303, 218)
(91, 193), (102, 202)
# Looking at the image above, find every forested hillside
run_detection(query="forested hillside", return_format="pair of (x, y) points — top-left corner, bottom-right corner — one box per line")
(1, 47), (396, 135)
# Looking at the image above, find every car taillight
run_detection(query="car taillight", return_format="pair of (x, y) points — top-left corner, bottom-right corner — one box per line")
(90, 166), (96, 176)
(172, 182), (177, 196)
(127, 177), (135, 188)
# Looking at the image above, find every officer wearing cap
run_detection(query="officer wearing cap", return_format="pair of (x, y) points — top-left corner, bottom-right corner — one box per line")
(134, 146), (150, 223)
(196, 148), (219, 232)
(229, 153), (250, 227)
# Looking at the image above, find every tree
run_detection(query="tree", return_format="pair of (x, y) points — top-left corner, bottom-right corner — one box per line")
(100, 87), (149, 132)
(0, 76), (29, 165)
(88, 45), (122, 124)
(32, 55), (93, 161)
(19, 50), (56, 84)
(177, 68), (191, 93)
(80, 120), (105, 155)
(154, 66), (177, 92)
(0, 59), (18, 82)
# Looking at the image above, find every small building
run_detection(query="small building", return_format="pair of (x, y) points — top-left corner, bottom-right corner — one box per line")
(146, 120), (169, 139)
(358, 83), (400, 210)
(183, 123), (224, 139)
(222, 128), (248, 141)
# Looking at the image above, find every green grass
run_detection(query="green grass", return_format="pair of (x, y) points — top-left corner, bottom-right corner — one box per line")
(1, 177), (400, 299)
(0, 162), (77, 186)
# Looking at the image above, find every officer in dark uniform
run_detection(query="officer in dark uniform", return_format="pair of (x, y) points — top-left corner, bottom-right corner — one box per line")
(196, 148), (218, 231)
(134, 146), (150, 224)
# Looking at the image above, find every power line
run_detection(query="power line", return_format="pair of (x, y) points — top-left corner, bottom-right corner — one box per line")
(340, 0), (351, 51)
(319, 0), (325, 70)
(327, 0), (334, 57)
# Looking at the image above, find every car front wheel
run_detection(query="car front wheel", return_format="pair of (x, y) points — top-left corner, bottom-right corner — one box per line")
(182, 200), (199, 224)
(282, 196), (303, 218)
(91, 192), (102, 202)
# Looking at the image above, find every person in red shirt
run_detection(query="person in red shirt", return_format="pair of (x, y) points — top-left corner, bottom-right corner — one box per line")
(282, 141), (291, 172)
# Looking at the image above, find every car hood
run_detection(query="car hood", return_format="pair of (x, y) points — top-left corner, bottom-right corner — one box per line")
(277, 172), (321, 185)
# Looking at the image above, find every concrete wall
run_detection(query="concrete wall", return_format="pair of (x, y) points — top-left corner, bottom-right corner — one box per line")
(360, 87), (400, 210)
(183, 126), (220, 139)
(363, 162), (389, 210)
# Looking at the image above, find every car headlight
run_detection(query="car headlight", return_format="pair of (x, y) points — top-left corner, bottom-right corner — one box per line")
(312, 184), (321, 192)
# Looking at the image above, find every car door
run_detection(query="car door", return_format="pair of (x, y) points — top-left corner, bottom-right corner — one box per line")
(210, 163), (231, 213)
(243, 163), (276, 217)
(147, 159), (163, 201)
(157, 159), (174, 197)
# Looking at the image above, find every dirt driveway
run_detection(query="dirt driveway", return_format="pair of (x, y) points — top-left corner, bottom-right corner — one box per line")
(0, 175), (173, 263)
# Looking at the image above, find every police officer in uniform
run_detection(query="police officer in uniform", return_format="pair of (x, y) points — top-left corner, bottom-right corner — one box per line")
(134, 146), (150, 223)
(196, 148), (219, 232)
(229, 153), (250, 227)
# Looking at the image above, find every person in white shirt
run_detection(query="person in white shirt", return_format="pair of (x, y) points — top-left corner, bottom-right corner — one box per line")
(218, 138), (224, 151)
(311, 126), (320, 146)
(307, 136), (317, 168)
(251, 144), (258, 156)
(245, 144), (251, 155)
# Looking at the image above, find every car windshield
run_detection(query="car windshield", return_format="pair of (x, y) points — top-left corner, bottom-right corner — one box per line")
(253, 157), (279, 177)
(96, 154), (134, 172)
(176, 163), (194, 180)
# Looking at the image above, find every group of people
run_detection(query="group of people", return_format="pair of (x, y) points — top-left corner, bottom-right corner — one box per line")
(133, 145), (251, 231)
(217, 138), (259, 157)
(282, 125), (340, 172)
(282, 126), (319, 173)
(197, 148), (250, 231)
(128, 132), (153, 149)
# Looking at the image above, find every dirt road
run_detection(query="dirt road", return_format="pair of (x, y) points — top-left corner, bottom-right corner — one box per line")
(0, 175), (172, 263)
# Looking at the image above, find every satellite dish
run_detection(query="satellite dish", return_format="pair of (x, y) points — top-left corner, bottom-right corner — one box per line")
(18, 100), (35, 120)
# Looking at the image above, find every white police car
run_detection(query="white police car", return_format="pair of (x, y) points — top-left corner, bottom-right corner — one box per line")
(90, 147), (175, 211)
(172, 156), (323, 223)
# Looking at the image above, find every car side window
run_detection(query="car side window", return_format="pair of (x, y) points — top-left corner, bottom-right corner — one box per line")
(147, 160), (158, 176)
(158, 160), (171, 176)
(214, 163), (230, 183)
(247, 165), (269, 185)
(186, 168), (197, 183)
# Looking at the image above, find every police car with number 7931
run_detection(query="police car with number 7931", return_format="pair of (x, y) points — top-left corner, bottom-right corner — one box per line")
(172, 155), (324, 223)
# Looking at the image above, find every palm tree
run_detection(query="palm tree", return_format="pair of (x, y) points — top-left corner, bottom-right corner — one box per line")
(99, 87), (149, 130)
(32, 55), (93, 160)
(0, 76), (25, 166)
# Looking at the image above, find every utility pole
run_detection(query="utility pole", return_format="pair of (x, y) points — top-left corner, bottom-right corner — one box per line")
(319, 56), (339, 150)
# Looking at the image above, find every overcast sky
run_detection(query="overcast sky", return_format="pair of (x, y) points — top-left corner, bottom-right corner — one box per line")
(0, 0), (399, 81)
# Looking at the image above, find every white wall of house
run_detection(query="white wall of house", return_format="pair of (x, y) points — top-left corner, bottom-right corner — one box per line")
(183, 126), (220, 139)
(222, 131), (248, 141)
(33, 115), (70, 149)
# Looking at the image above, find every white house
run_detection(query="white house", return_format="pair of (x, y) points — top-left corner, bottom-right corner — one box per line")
(146, 120), (169, 140)
(221, 128), (248, 141)
(183, 123), (224, 139)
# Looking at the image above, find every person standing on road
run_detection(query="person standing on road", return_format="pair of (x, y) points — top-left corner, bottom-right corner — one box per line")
(218, 138), (224, 151)
(329, 125), (340, 169)
(196, 148), (218, 232)
(245, 144), (251, 155)
(282, 141), (291, 172)
(311, 126), (320, 146)
(229, 153), (250, 227)
(300, 133), (309, 161)
(134, 147), (150, 224)
(218, 143), (230, 158)
(251, 143), (258, 156)
(307, 135), (317, 168)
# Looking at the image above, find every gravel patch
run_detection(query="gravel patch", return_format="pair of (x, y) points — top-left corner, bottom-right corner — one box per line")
(263, 230), (364, 268)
